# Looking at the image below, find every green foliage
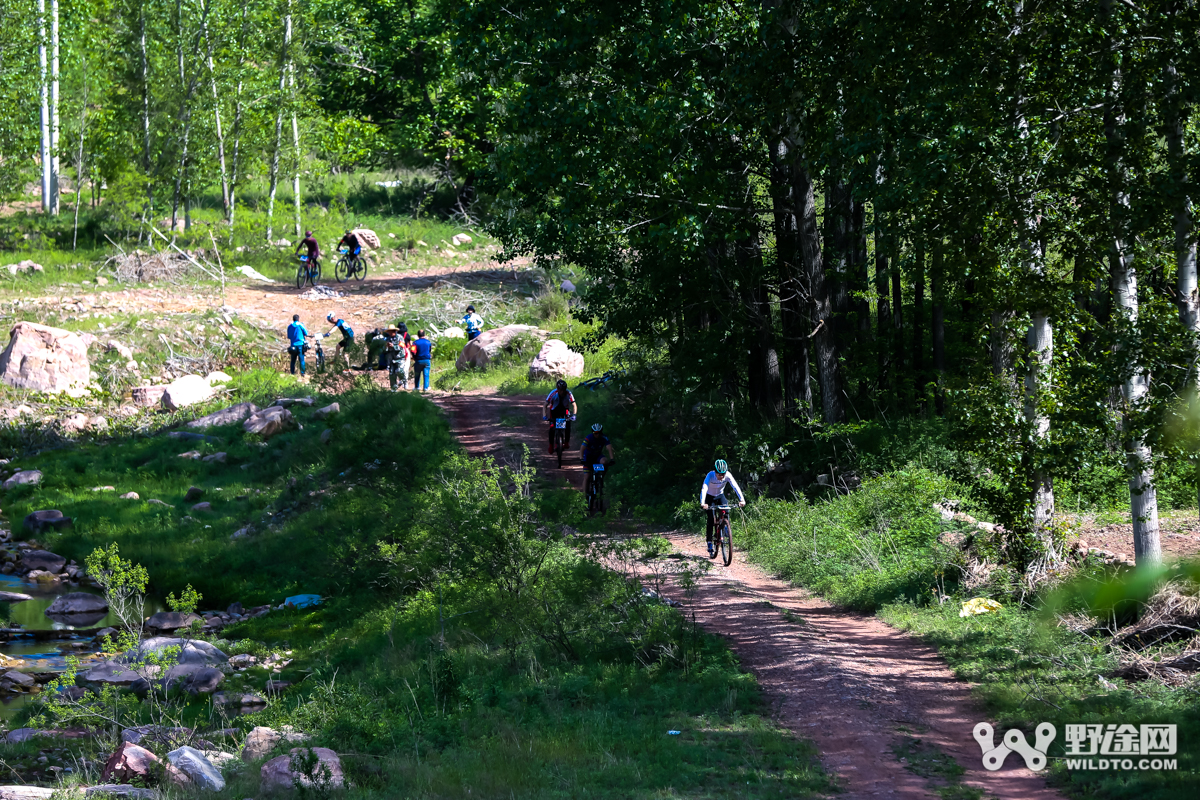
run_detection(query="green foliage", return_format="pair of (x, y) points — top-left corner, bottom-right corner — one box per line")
(738, 469), (968, 611)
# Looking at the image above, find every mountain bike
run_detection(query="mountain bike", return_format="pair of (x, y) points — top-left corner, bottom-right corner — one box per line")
(334, 248), (368, 283)
(587, 462), (606, 516)
(295, 254), (320, 288)
(552, 417), (569, 468)
(710, 505), (733, 566)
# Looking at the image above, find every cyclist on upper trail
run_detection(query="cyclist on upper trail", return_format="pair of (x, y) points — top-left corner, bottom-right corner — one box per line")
(543, 379), (577, 454)
(295, 230), (321, 271)
(700, 459), (746, 557)
(580, 422), (615, 494)
(338, 229), (362, 260)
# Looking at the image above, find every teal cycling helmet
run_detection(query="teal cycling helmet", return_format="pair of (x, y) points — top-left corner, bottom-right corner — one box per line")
(714, 459), (728, 474)
(591, 423), (603, 432)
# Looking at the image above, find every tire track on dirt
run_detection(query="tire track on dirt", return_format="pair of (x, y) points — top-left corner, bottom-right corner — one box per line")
(433, 387), (1069, 800)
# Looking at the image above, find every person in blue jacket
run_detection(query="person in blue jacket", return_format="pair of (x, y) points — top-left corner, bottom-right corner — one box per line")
(286, 314), (310, 375)
(411, 329), (433, 392)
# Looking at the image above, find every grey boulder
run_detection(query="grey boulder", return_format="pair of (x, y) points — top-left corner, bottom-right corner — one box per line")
(260, 748), (344, 792)
(2, 470), (42, 490)
(166, 746), (225, 792)
(124, 637), (228, 666)
(44, 592), (108, 616)
(187, 402), (258, 429)
(18, 549), (66, 573)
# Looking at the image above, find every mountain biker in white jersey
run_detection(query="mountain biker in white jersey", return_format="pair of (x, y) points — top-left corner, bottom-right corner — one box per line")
(700, 459), (745, 557)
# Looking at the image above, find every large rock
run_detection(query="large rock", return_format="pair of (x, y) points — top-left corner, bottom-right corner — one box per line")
(260, 748), (344, 792)
(2, 470), (42, 490)
(187, 402), (258, 429)
(84, 786), (160, 799)
(166, 746), (225, 792)
(0, 322), (90, 393)
(102, 742), (190, 787)
(123, 637), (229, 667)
(203, 371), (232, 386)
(162, 375), (215, 411)
(349, 228), (381, 250)
(144, 611), (203, 634)
(44, 592), (108, 617)
(0, 671), (36, 692)
(19, 549), (66, 574)
(131, 385), (167, 408)
(313, 402), (339, 420)
(82, 662), (150, 693)
(244, 406), (294, 438)
(455, 325), (545, 371)
(528, 339), (585, 381)
(23, 510), (72, 536)
(242, 727), (310, 762)
(0, 788), (54, 800)
(162, 664), (224, 695)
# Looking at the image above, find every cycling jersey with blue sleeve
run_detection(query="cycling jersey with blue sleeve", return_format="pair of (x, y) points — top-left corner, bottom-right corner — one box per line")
(699, 471), (744, 504)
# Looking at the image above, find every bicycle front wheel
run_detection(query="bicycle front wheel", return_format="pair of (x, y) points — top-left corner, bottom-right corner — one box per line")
(335, 257), (351, 283)
(295, 262), (306, 289)
(556, 432), (564, 468)
(720, 520), (733, 566)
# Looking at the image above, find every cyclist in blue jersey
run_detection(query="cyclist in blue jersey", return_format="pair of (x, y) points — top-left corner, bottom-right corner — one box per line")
(323, 314), (355, 368)
(286, 314), (310, 376)
(699, 459), (745, 557)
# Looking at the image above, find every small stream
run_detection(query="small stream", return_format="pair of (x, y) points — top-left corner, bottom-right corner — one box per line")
(0, 574), (163, 721)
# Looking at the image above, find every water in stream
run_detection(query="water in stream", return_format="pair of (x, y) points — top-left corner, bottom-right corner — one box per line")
(0, 574), (163, 721)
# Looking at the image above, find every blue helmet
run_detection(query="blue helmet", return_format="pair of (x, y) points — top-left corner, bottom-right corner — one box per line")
(714, 459), (728, 474)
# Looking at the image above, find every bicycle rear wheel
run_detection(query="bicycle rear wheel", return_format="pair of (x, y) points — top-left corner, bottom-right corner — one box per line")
(335, 257), (350, 283)
(720, 519), (733, 566)
(354, 257), (367, 281)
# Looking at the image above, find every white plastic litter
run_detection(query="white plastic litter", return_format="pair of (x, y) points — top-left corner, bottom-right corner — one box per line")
(298, 285), (344, 301)
(235, 265), (275, 283)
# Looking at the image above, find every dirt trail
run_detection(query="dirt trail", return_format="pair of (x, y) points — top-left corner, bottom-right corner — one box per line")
(434, 388), (1067, 800)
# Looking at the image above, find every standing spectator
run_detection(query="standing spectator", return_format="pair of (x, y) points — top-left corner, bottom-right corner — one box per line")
(412, 329), (433, 392)
(396, 323), (412, 388)
(286, 314), (310, 376)
(463, 305), (484, 341)
(383, 328), (407, 391)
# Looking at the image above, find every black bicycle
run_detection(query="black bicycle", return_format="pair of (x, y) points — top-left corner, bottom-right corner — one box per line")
(334, 248), (368, 283)
(588, 462), (606, 516)
(552, 417), (569, 468)
(710, 505), (733, 566)
(295, 254), (320, 288)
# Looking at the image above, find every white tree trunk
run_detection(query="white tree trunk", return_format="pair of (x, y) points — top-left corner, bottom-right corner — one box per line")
(290, 77), (302, 239)
(49, 0), (59, 215)
(265, 7), (292, 243)
(228, 5), (249, 225)
(73, 70), (88, 250)
(1025, 312), (1053, 530)
(38, 0), (50, 214)
(1013, 0), (1053, 534)
(1104, 14), (1161, 564)
(201, 1), (230, 219)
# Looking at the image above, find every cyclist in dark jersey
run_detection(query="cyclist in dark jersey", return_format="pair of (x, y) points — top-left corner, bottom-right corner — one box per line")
(337, 230), (362, 260)
(542, 379), (577, 454)
(295, 230), (321, 272)
(580, 422), (615, 496)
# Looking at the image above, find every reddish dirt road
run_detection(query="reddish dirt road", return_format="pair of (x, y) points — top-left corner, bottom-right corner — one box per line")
(434, 388), (1068, 800)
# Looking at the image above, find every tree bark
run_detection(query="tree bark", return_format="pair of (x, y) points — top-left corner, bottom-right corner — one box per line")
(266, 4), (293, 243)
(200, 0), (230, 219)
(769, 135), (811, 416)
(875, 213), (891, 386)
(228, 5), (250, 225)
(912, 238), (925, 407)
(1106, 0), (1161, 565)
(932, 237), (945, 415)
(38, 0), (51, 214)
(49, 0), (59, 215)
(740, 235), (782, 418)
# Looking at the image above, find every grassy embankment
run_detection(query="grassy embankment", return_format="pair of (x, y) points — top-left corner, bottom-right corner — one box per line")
(570, 391), (1200, 800)
(0, 372), (830, 798)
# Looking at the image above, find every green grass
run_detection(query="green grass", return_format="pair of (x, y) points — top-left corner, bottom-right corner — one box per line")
(1, 383), (830, 799)
(880, 601), (1198, 800)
